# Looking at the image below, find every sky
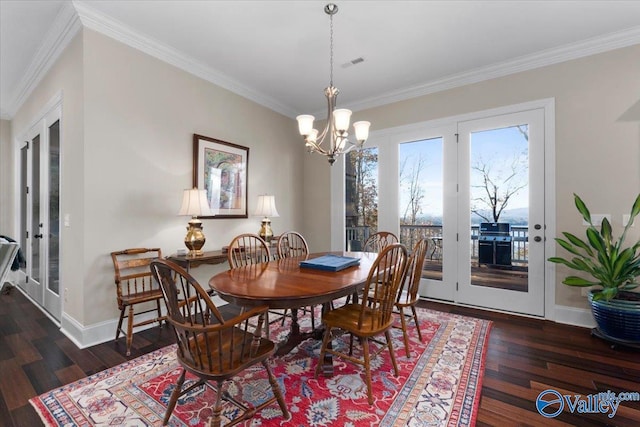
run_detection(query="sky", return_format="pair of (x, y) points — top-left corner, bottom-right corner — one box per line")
(399, 125), (530, 218)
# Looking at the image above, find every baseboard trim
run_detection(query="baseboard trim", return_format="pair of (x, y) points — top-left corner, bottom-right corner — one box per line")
(60, 294), (229, 349)
(553, 305), (596, 329)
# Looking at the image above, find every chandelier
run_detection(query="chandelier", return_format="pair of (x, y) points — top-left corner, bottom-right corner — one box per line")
(296, 3), (370, 165)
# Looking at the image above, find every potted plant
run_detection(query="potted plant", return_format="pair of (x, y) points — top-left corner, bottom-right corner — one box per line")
(548, 193), (640, 345)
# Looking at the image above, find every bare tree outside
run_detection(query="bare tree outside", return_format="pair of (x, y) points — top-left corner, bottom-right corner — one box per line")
(399, 154), (426, 225)
(470, 125), (529, 223)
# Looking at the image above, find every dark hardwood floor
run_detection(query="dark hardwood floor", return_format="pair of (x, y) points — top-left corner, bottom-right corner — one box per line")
(1, 287), (639, 426)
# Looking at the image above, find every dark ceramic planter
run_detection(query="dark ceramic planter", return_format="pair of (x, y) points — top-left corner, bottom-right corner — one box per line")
(588, 291), (640, 343)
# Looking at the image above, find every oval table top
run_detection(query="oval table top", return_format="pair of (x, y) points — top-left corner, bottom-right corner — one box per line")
(209, 251), (378, 309)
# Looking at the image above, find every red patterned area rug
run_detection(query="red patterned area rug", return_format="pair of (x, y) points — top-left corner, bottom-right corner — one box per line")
(31, 308), (491, 427)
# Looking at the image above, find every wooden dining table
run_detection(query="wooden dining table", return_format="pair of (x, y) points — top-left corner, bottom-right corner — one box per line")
(208, 251), (378, 374)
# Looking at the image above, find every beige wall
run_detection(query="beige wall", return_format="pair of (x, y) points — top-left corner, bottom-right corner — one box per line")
(304, 44), (640, 311)
(6, 28), (303, 331)
(80, 29), (303, 325)
(0, 119), (12, 235)
(10, 32), (85, 320)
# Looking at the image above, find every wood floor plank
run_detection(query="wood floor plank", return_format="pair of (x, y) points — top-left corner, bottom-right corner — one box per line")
(478, 396), (574, 427)
(54, 364), (86, 386)
(0, 359), (36, 411)
(528, 381), (640, 427)
(4, 334), (41, 365)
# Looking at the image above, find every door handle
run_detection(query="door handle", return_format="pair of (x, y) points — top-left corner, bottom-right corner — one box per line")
(34, 234), (43, 239)
(534, 236), (542, 242)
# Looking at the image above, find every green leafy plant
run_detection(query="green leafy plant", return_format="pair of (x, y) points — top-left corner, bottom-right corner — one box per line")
(548, 193), (640, 301)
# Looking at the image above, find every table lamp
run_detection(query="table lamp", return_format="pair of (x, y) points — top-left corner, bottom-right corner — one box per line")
(253, 195), (279, 242)
(178, 188), (214, 256)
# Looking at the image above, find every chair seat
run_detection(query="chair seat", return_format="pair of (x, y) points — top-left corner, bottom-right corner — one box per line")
(120, 288), (164, 305)
(323, 303), (393, 337)
(183, 326), (275, 378)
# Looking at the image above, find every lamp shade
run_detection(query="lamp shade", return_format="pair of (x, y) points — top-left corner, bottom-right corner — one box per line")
(253, 195), (280, 217)
(353, 121), (371, 142)
(296, 115), (315, 136)
(333, 109), (352, 132)
(178, 188), (214, 217)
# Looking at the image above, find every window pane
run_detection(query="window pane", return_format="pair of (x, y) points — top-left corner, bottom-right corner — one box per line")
(48, 120), (60, 294)
(470, 124), (529, 292)
(345, 148), (378, 250)
(399, 138), (443, 280)
(31, 135), (40, 282)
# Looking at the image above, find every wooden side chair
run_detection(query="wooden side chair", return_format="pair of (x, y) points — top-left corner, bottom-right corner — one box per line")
(276, 231), (317, 329)
(110, 248), (165, 356)
(363, 231), (399, 253)
(315, 243), (408, 405)
(227, 233), (272, 268)
(395, 238), (430, 357)
(345, 231), (399, 305)
(149, 259), (289, 427)
(227, 233), (275, 336)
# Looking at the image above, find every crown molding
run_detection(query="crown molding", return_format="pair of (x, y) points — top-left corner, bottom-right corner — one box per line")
(5, 1), (81, 119)
(72, 0), (295, 118)
(343, 26), (640, 114)
(5, 0), (640, 120)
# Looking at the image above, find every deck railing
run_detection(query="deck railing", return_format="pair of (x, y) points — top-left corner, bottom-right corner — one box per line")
(346, 224), (529, 265)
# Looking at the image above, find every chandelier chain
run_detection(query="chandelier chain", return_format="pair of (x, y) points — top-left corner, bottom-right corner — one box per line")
(329, 11), (334, 87)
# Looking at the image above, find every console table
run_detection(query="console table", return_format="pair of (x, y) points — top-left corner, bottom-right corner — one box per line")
(166, 250), (228, 273)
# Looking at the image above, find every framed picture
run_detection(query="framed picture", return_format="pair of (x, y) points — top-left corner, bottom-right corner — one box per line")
(193, 134), (249, 218)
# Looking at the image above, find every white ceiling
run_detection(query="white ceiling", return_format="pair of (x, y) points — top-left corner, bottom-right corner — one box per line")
(2, 0), (640, 120)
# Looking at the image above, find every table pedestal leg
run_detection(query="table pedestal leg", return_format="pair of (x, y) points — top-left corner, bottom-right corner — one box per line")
(275, 308), (313, 356)
(320, 302), (334, 377)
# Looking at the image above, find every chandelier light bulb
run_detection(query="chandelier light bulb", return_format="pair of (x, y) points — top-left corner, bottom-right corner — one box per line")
(353, 121), (371, 142)
(296, 115), (315, 136)
(333, 109), (352, 132)
(308, 128), (319, 143)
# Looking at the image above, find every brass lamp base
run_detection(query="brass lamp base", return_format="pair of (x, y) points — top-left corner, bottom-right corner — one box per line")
(259, 218), (273, 242)
(184, 218), (206, 256)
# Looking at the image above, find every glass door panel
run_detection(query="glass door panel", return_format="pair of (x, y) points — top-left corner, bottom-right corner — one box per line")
(396, 125), (457, 302)
(345, 147), (378, 251)
(399, 137), (444, 277)
(47, 120), (60, 295)
(31, 134), (41, 287)
(469, 125), (529, 292)
(20, 145), (28, 274)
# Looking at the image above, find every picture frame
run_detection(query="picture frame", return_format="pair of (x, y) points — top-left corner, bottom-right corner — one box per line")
(193, 134), (249, 218)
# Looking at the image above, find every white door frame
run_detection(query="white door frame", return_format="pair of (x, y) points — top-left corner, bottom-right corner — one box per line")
(331, 98), (556, 319)
(13, 92), (63, 321)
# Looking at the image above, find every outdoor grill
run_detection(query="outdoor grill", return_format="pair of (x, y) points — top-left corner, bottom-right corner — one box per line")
(478, 222), (512, 267)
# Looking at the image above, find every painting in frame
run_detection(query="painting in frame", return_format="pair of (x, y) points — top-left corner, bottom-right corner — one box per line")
(193, 134), (249, 218)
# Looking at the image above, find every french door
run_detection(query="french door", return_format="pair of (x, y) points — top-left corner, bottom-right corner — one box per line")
(339, 102), (551, 317)
(456, 109), (545, 316)
(17, 102), (62, 321)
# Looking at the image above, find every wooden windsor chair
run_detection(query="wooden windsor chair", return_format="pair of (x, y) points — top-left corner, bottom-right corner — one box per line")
(394, 238), (430, 357)
(150, 259), (289, 427)
(276, 231), (318, 329)
(315, 243), (409, 405)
